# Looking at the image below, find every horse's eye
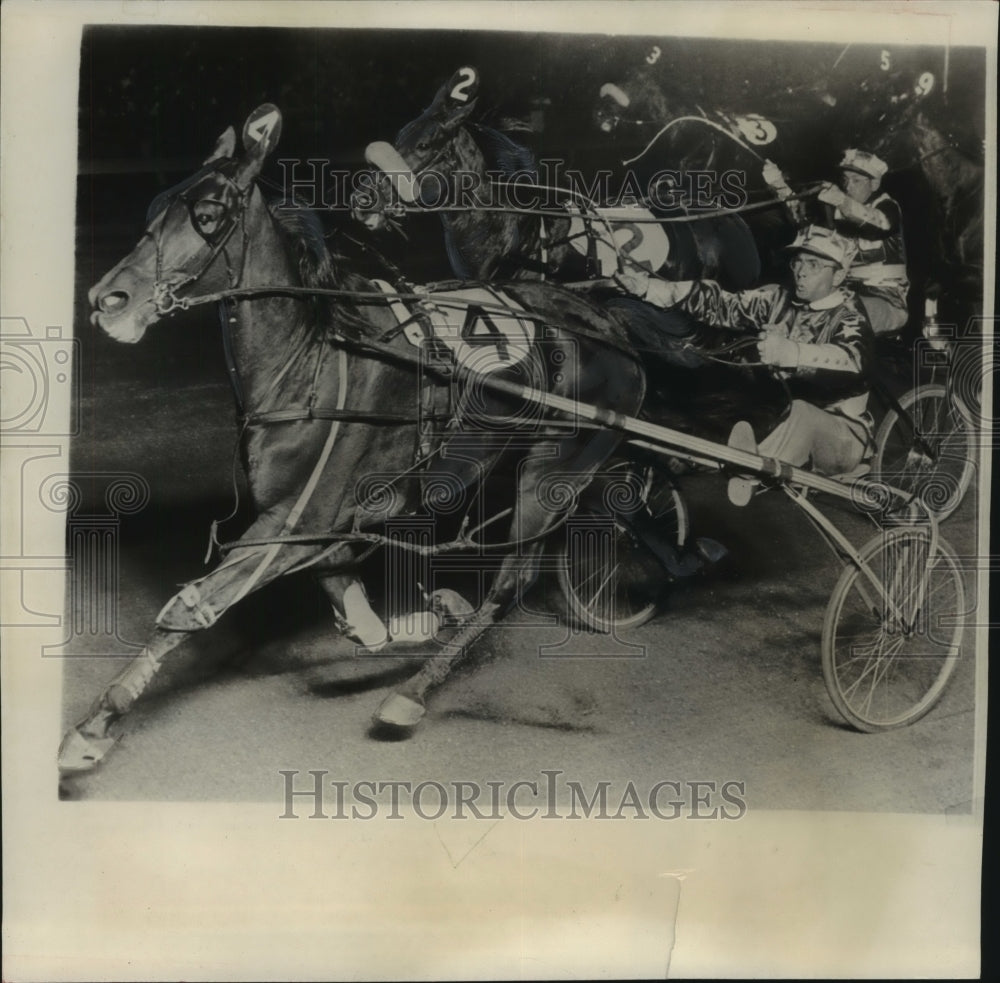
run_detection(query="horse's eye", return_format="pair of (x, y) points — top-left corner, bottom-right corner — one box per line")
(191, 200), (227, 238)
(416, 140), (431, 152)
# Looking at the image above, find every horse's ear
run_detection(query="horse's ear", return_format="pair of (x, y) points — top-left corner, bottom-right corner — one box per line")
(235, 104), (282, 185)
(204, 127), (237, 165)
(431, 67), (480, 129)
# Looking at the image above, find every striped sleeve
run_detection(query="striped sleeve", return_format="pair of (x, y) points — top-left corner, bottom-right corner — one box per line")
(679, 281), (784, 333)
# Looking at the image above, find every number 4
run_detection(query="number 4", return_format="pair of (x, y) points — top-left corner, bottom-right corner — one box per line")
(248, 110), (279, 144)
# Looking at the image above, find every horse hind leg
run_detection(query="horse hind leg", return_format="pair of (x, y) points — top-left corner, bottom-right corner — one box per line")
(373, 547), (540, 729)
(374, 430), (621, 731)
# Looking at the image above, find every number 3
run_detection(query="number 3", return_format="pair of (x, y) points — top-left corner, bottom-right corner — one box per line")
(646, 45), (661, 65)
(450, 67), (478, 103)
(735, 114), (777, 146)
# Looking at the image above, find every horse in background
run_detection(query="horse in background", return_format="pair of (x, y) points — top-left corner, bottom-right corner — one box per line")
(353, 66), (762, 291)
(61, 104), (649, 772)
(589, 51), (844, 282)
(353, 67), (788, 455)
(866, 76), (985, 324)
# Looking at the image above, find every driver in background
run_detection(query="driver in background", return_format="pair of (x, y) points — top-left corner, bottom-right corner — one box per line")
(763, 148), (909, 336)
(616, 225), (876, 480)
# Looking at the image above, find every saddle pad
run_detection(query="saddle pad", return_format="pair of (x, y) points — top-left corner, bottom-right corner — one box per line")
(567, 205), (670, 277)
(372, 281), (536, 375)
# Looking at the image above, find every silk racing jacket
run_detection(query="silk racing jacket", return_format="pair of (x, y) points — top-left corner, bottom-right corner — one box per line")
(678, 280), (876, 430)
(831, 191), (908, 312)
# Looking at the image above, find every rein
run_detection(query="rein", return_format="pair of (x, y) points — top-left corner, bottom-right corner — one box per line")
(621, 114), (770, 167)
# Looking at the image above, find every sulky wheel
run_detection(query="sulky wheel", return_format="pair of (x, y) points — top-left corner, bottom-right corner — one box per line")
(821, 526), (965, 732)
(555, 458), (688, 632)
(872, 383), (975, 521)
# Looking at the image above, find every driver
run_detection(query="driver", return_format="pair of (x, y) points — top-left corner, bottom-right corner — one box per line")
(764, 148), (909, 336)
(616, 225), (876, 479)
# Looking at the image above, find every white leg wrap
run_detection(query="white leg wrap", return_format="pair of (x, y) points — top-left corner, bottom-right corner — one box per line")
(340, 581), (389, 651)
(155, 582), (219, 629)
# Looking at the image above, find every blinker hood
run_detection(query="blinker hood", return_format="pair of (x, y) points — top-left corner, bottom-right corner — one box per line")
(364, 141), (419, 204)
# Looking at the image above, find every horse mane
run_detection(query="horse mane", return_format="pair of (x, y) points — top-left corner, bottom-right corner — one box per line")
(912, 109), (985, 169)
(467, 123), (537, 178)
(268, 199), (338, 289)
(266, 198), (392, 341)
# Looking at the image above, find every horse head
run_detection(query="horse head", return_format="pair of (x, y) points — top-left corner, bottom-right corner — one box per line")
(593, 52), (673, 136)
(353, 67), (483, 230)
(865, 66), (984, 168)
(89, 105), (283, 343)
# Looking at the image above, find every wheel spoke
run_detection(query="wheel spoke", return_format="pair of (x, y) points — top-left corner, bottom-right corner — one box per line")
(557, 460), (687, 632)
(585, 561), (620, 612)
(823, 530), (965, 730)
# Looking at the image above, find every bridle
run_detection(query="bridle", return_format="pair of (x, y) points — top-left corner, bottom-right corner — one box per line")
(146, 164), (252, 317)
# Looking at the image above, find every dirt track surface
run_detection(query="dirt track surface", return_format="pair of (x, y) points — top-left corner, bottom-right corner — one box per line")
(59, 377), (979, 811)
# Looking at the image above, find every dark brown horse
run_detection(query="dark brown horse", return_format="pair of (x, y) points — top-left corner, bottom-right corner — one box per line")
(353, 67), (762, 290)
(591, 58), (848, 281)
(868, 85), (985, 320)
(59, 105), (647, 772)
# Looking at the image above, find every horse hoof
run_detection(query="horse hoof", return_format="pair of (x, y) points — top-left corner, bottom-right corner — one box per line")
(373, 693), (426, 729)
(57, 728), (118, 774)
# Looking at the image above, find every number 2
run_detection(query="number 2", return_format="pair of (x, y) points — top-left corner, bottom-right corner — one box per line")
(450, 67), (477, 103)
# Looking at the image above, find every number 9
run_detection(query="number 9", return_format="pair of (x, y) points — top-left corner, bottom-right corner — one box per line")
(914, 72), (935, 98)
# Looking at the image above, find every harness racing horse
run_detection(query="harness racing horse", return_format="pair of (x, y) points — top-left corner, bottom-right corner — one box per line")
(353, 67), (762, 290)
(353, 68), (788, 451)
(591, 52), (850, 277)
(60, 105), (647, 773)
(868, 82), (985, 321)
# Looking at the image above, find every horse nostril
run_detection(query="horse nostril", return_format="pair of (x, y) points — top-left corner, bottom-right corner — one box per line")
(99, 290), (130, 313)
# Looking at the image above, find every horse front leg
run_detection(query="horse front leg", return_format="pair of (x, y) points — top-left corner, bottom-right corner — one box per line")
(58, 538), (335, 774)
(373, 541), (544, 729)
(58, 627), (189, 773)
